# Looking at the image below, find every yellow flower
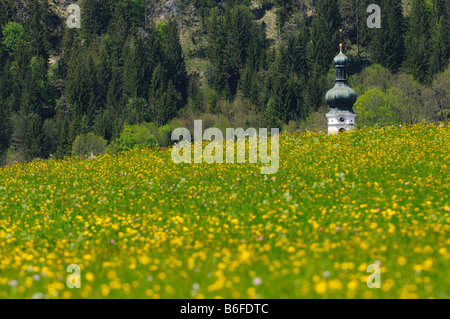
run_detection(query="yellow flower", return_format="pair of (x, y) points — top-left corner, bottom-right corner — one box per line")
(85, 272), (95, 282)
(397, 257), (407, 266)
(314, 281), (327, 295)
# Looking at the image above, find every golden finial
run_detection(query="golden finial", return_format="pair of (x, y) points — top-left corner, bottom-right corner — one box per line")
(339, 43), (343, 53)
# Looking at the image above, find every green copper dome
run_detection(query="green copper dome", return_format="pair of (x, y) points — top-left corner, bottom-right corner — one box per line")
(333, 45), (349, 65)
(325, 44), (357, 112)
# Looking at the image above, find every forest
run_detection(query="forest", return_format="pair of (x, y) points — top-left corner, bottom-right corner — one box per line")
(0, 0), (448, 164)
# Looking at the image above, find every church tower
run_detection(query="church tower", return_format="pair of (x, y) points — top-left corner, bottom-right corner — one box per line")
(325, 44), (358, 135)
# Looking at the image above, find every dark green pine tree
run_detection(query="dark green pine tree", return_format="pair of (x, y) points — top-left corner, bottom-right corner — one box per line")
(0, 0), (15, 28)
(151, 64), (181, 125)
(10, 113), (28, 158)
(404, 0), (432, 83)
(122, 36), (142, 99)
(314, 0), (342, 48)
(186, 73), (203, 113)
(279, 27), (309, 79)
(371, 0), (405, 72)
(111, 0), (145, 33)
(155, 81), (181, 126)
(94, 110), (114, 141)
(24, 0), (52, 61)
(204, 7), (226, 66)
(65, 47), (101, 148)
(20, 56), (48, 116)
(96, 46), (112, 110)
(66, 49), (100, 123)
(304, 67), (328, 113)
(274, 0), (295, 46)
(55, 117), (71, 158)
(11, 39), (33, 113)
(0, 100), (11, 159)
(307, 15), (336, 76)
(204, 8), (228, 94)
(106, 66), (124, 117)
(123, 35), (152, 100)
(246, 22), (269, 72)
(271, 73), (304, 123)
(0, 58), (13, 114)
(223, 5), (254, 95)
(358, 0), (375, 48)
(104, 12), (128, 66)
(162, 20), (189, 102)
(429, 0), (449, 76)
(150, 64), (168, 102)
(204, 6), (257, 97)
(238, 65), (260, 106)
(57, 28), (77, 79)
(306, 12), (337, 111)
(81, 0), (112, 39)
(25, 113), (47, 160)
(340, 0), (371, 55)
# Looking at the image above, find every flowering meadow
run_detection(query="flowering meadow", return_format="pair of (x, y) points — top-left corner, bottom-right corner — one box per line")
(0, 124), (449, 299)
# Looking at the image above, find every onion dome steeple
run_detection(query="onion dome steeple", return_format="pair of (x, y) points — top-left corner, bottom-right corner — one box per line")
(325, 44), (358, 135)
(325, 44), (357, 111)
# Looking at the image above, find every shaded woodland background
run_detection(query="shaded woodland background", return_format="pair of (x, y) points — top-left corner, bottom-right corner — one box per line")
(0, 0), (448, 164)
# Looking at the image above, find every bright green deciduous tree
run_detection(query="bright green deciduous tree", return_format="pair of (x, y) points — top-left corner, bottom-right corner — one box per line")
(1, 22), (25, 56)
(72, 133), (108, 157)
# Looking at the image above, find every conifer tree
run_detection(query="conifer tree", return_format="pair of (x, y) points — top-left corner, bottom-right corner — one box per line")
(155, 81), (181, 126)
(239, 65), (260, 106)
(106, 66), (124, 116)
(0, 58), (12, 113)
(56, 117), (71, 158)
(25, 113), (47, 160)
(10, 112), (28, 159)
(66, 49), (100, 122)
(274, 0), (295, 46)
(82, 0), (112, 38)
(162, 20), (189, 102)
(11, 39), (33, 113)
(186, 73), (203, 112)
(0, 100), (11, 159)
(340, 0), (368, 55)
(371, 0), (405, 72)
(304, 68), (328, 113)
(150, 64), (168, 100)
(306, 15), (336, 112)
(405, 0), (432, 83)
(314, 0), (342, 48)
(123, 37), (143, 99)
(271, 73), (304, 123)
(0, 0), (14, 29)
(20, 56), (49, 116)
(246, 22), (268, 72)
(24, 0), (51, 61)
(57, 28), (77, 79)
(307, 15), (336, 76)
(96, 46), (112, 109)
(279, 27), (309, 79)
(429, 0), (449, 76)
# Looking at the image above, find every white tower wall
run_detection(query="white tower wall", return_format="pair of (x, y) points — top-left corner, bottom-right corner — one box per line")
(326, 112), (356, 135)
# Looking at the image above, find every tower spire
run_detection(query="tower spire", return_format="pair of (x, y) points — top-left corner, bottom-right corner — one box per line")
(325, 44), (358, 135)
